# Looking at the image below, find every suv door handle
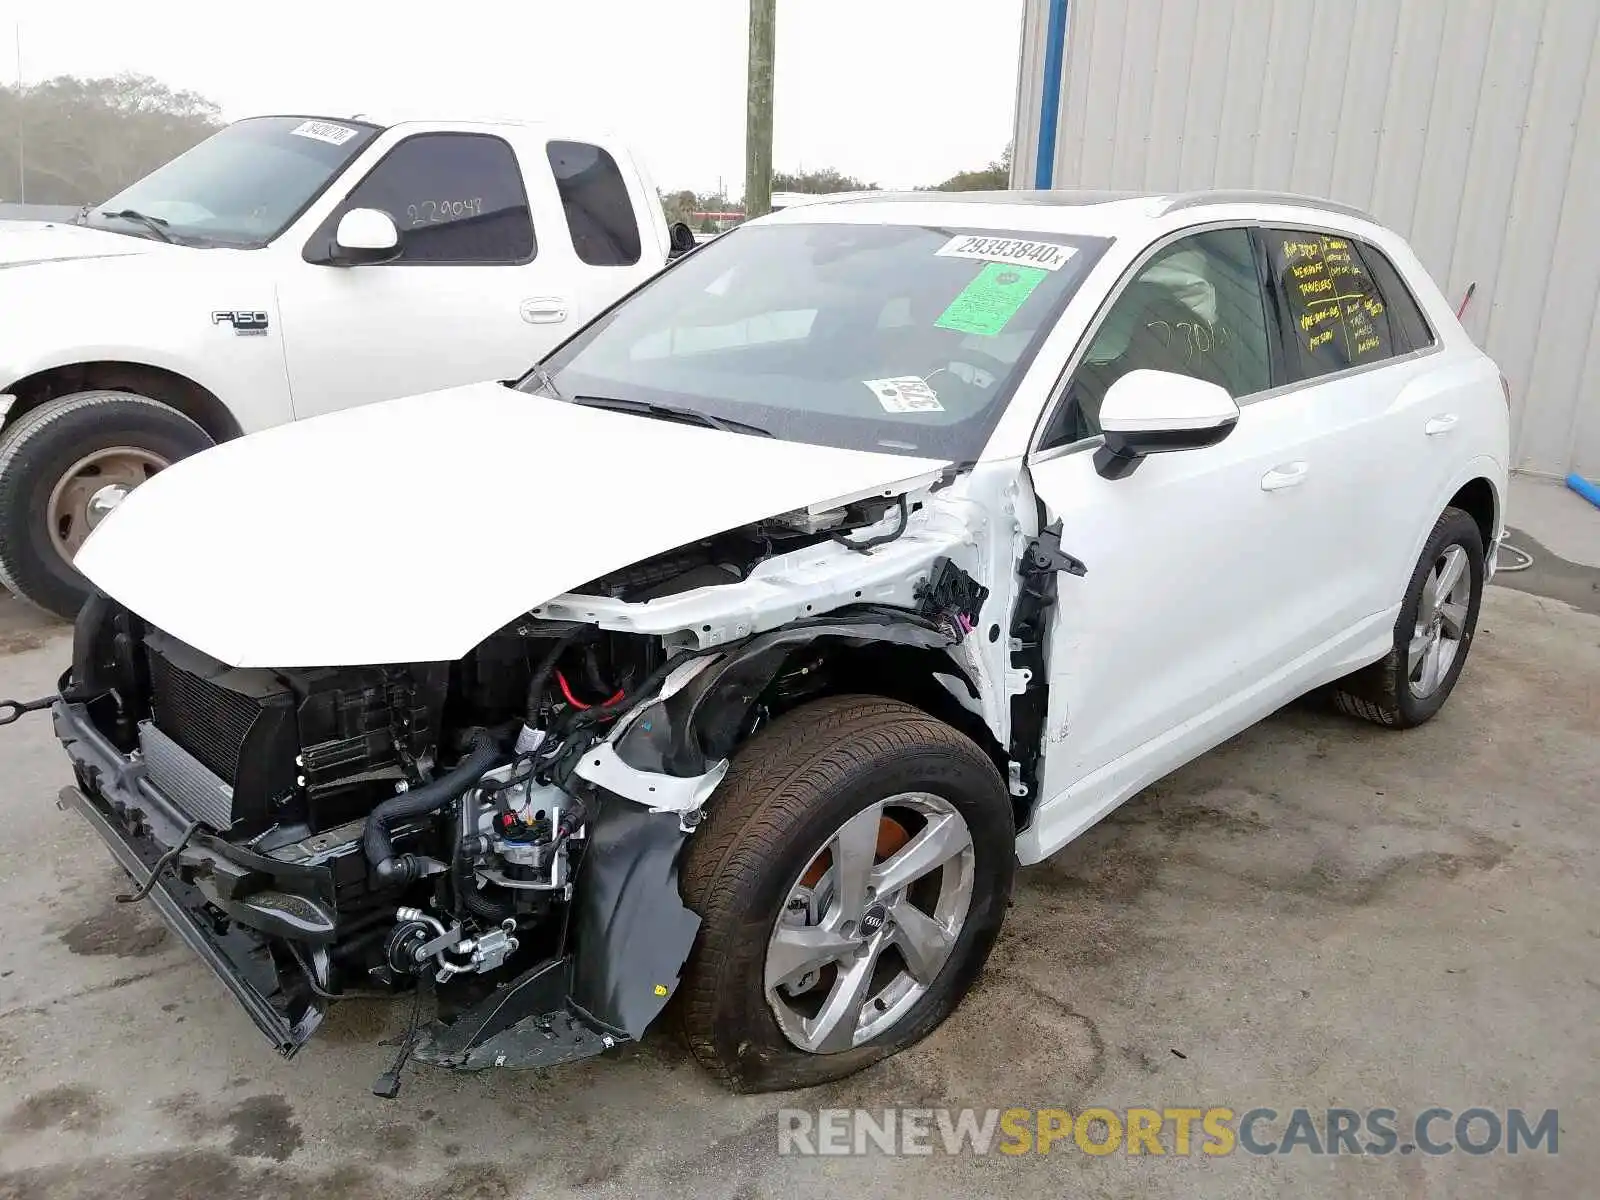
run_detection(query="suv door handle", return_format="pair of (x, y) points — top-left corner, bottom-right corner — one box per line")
(1261, 461), (1309, 491)
(1424, 413), (1459, 436)
(520, 297), (569, 324)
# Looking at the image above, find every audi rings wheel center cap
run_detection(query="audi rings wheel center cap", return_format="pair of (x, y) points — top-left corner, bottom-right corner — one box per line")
(858, 904), (890, 938)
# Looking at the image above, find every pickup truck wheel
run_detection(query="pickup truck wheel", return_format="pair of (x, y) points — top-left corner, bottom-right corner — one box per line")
(0, 391), (212, 618)
(677, 695), (1015, 1093)
(1332, 506), (1485, 728)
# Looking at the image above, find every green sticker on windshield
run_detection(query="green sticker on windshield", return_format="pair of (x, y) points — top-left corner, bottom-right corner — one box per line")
(934, 262), (1048, 337)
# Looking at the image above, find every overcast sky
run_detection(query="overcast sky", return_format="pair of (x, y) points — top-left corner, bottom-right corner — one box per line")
(8, 0), (1024, 194)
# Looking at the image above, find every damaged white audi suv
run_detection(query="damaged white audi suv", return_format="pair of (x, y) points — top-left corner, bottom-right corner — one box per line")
(9, 190), (1509, 1093)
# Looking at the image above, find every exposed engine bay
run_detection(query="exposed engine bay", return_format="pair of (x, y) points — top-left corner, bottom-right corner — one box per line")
(44, 481), (1012, 1093)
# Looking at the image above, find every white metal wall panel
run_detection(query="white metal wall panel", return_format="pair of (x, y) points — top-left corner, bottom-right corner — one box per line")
(1018, 0), (1600, 477)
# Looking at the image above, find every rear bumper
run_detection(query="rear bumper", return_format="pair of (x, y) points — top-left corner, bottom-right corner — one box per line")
(52, 701), (323, 1055)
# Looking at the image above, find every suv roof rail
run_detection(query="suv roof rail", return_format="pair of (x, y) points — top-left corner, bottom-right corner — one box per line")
(1160, 190), (1379, 223)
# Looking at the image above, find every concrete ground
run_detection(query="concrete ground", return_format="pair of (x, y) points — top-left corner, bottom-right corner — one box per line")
(0, 509), (1595, 1197)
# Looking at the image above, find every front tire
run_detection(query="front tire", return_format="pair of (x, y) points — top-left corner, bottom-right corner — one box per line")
(1332, 505), (1485, 728)
(678, 695), (1015, 1093)
(0, 392), (213, 619)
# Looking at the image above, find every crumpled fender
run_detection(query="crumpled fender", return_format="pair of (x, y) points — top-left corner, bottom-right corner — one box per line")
(610, 607), (958, 778)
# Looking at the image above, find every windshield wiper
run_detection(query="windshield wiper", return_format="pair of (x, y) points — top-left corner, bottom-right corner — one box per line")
(525, 362), (565, 399)
(572, 395), (772, 438)
(98, 209), (175, 244)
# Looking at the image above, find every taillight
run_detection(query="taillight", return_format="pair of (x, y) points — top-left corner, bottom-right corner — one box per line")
(1499, 373), (1512, 407)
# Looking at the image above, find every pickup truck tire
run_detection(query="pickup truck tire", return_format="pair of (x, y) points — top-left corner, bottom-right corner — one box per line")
(677, 695), (1015, 1093)
(0, 391), (213, 619)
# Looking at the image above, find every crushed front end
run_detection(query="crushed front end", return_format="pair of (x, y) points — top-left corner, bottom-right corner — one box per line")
(38, 472), (1012, 1090)
(53, 588), (706, 1084)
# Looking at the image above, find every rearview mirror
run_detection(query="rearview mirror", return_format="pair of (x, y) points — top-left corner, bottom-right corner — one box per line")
(1093, 369), (1239, 480)
(330, 207), (400, 266)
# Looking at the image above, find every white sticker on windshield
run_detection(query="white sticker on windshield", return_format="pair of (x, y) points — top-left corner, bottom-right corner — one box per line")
(864, 376), (945, 414)
(936, 234), (1077, 272)
(290, 119), (360, 146)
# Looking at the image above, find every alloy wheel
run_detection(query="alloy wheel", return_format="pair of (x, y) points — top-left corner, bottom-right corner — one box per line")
(1408, 543), (1472, 698)
(763, 791), (976, 1054)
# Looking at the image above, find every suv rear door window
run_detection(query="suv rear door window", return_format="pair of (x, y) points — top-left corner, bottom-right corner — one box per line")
(547, 140), (643, 266)
(1265, 229), (1404, 380)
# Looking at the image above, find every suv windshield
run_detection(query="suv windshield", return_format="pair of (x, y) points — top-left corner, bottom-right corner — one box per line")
(532, 221), (1111, 459)
(89, 116), (380, 248)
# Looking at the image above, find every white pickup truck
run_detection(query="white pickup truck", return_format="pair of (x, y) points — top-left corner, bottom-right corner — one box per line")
(0, 114), (690, 617)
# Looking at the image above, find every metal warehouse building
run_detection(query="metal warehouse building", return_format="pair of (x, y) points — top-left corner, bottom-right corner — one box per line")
(1012, 0), (1600, 479)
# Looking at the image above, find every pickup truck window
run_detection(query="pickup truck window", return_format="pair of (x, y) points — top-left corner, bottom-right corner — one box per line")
(92, 115), (379, 248)
(334, 133), (536, 265)
(536, 222), (1111, 460)
(547, 140), (642, 267)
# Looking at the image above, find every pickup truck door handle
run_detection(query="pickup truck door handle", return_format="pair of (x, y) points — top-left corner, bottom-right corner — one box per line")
(1260, 461), (1310, 491)
(520, 297), (569, 325)
(1424, 413), (1459, 436)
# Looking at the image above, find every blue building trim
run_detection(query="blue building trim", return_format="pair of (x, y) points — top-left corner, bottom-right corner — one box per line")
(1032, 0), (1070, 189)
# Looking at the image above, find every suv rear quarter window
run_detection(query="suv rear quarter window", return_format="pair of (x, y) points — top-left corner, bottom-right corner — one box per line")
(1357, 243), (1436, 353)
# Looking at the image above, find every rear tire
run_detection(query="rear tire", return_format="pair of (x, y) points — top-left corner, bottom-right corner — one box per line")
(1332, 506), (1484, 728)
(677, 695), (1015, 1093)
(0, 392), (212, 619)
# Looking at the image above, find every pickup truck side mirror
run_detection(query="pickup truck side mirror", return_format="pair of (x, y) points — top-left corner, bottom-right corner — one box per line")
(667, 221), (698, 258)
(1093, 369), (1239, 480)
(326, 208), (401, 266)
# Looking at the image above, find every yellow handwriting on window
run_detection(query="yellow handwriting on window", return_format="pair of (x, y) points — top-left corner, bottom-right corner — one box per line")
(1298, 303), (1342, 332)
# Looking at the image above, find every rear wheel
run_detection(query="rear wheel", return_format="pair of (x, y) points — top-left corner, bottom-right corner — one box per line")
(678, 695), (1015, 1093)
(1333, 506), (1485, 728)
(0, 392), (212, 619)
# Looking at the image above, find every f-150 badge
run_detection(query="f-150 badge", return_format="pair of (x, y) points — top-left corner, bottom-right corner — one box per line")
(211, 310), (269, 336)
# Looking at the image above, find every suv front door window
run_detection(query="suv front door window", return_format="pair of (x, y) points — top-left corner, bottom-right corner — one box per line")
(1038, 227), (1272, 450)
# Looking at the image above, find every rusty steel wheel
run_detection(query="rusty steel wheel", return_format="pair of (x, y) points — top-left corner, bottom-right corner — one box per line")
(46, 445), (170, 562)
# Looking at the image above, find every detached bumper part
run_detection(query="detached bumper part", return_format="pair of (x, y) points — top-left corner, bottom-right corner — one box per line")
(53, 699), (326, 1054)
(56, 782), (321, 1055)
(53, 699), (703, 1073)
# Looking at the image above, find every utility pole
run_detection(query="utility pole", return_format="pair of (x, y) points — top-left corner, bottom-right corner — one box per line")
(14, 23), (24, 203)
(744, 0), (775, 219)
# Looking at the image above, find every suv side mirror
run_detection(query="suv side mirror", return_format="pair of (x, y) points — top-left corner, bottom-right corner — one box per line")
(1093, 369), (1239, 480)
(329, 208), (401, 266)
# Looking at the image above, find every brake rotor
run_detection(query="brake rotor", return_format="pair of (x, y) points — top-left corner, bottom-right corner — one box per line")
(799, 813), (912, 888)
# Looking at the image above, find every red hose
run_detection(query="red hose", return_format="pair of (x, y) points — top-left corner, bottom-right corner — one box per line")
(556, 670), (623, 710)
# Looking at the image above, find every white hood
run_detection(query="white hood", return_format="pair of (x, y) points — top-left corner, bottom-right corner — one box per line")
(74, 383), (950, 667)
(0, 220), (154, 268)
